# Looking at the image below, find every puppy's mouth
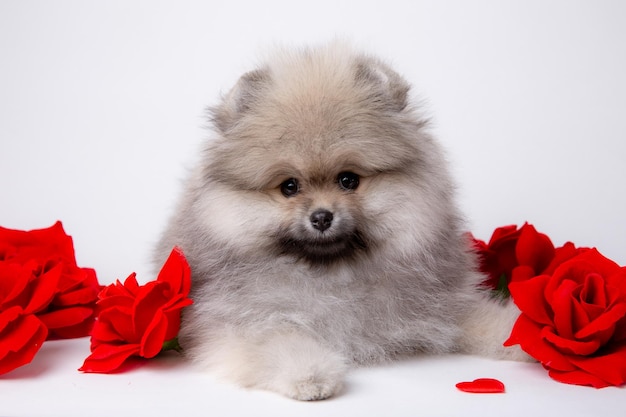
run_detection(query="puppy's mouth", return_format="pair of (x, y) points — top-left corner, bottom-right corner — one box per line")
(276, 230), (368, 265)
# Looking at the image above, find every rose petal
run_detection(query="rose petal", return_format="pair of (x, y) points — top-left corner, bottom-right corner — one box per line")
(580, 273), (609, 309)
(156, 247), (191, 297)
(52, 277), (99, 306)
(542, 326), (601, 356)
(576, 304), (626, 341)
(25, 264), (63, 314)
(79, 343), (141, 373)
(132, 282), (169, 334)
(0, 307), (47, 354)
(509, 275), (553, 326)
(548, 368), (614, 388)
(0, 308), (48, 375)
(161, 294), (193, 314)
(543, 243), (589, 275)
(606, 268), (626, 300)
(488, 225), (520, 246)
(547, 250), (620, 298)
(516, 224), (555, 273)
(551, 279), (585, 340)
(139, 309), (168, 358)
(0, 262), (32, 307)
(48, 318), (95, 340)
(511, 265), (536, 283)
(568, 343), (626, 387)
(98, 306), (136, 343)
(97, 294), (134, 311)
(504, 314), (575, 372)
(456, 378), (505, 393)
(37, 306), (95, 329)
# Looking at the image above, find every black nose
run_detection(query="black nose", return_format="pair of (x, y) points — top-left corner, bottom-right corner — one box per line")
(310, 209), (333, 232)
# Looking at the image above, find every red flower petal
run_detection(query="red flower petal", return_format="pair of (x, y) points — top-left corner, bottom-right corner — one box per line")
(139, 309), (168, 358)
(568, 343), (626, 387)
(122, 273), (140, 294)
(98, 306), (137, 343)
(548, 368), (614, 389)
(0, 262), (32, 307)
(0, 222), (79, 275)
(156, 247), (191, 298)
(0, 307), (48, 375)
(97, 275), (141, 312)
(547, 250), (620, 298)
(505, 314), (575, 372)
(48, 318), (95, 340)
(24, 263), (62, 314)
(606, 268), (626, 299)
(516, 224), (555, 273)
(488, 225), (520, 246)
(542, 326), (601, 356)
(576, 304), (626, 341)
(543, 243), (589, 275)
(90, 318), (126, 345)
(455, 378), (505, 393)
(79, 343), (141, 373)
(509, 275), (553, 326)
(551, 279), (586, 340)
(132, 282), (169, 335)
(161, 294), (193, 313)
(52, 270), (99, 306)
(511, 265), (536, 283)
(37, 306), (95, 329)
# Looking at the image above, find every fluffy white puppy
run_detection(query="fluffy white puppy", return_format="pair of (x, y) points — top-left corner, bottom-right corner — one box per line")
(155, 43), (527, 401)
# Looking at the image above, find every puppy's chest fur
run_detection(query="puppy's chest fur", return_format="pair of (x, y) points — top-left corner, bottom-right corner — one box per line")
(190, 257), (461, 363)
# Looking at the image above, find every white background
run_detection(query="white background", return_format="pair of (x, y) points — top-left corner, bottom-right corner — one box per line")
(1, 1), (625, 416)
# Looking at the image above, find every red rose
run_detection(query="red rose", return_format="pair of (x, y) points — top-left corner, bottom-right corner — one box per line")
(0, 254), (60, 375)
(0, 222), (100, 339)
(504, 249), (626, 387)
(80, 247), (192, 373)
(472, 223), (555, 291)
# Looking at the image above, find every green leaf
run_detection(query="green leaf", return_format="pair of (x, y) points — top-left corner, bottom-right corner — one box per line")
(491, 274), (511, 300)
(161, 337), (183, 353)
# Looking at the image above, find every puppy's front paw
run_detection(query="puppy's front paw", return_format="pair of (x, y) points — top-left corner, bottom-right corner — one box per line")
(279, 373), (342, 401)
(274, 363), (344, 401)
(197, 329), (347, 400)
(258, 332), (347, 401)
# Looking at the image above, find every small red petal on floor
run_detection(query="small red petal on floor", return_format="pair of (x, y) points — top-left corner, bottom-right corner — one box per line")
(455, 378), (505, 393)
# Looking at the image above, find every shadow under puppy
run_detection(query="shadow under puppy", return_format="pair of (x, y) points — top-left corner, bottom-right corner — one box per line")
(154, 43), (528, 401)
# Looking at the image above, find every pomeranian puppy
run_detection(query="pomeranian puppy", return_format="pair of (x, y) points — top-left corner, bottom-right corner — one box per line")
(155, 42), (526, 401)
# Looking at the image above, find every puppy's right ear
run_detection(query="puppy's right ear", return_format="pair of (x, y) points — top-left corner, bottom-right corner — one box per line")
(354, 58), (410, 112)
(211, 69), (271, 133)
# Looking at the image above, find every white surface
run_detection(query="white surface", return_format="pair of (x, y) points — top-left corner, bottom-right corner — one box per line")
(1, 0), (625, 415)
(2, 338), (624, 417)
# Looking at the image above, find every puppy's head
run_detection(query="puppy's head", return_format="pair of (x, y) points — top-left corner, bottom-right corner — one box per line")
(199, 44), (451, 266)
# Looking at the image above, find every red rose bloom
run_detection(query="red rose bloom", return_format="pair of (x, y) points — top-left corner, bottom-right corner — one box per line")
(80, 247), (192, 373)
(504, 249), (626, 387)
(0, 259), (58, 375)
(472, 223), (555, 291)
(0, 222), (100, 339)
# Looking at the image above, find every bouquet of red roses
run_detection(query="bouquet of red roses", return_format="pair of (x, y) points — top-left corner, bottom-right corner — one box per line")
(472, 223), (626, 388)
(0, 222), (100, 375)
(0, 222), (192, 376)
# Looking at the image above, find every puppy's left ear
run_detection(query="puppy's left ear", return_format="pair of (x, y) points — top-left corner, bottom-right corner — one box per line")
(211, 68), (271, 133)
(354, 58), (410, 112)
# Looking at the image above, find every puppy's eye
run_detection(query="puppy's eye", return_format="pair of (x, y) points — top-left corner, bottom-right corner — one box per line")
(337, 172), (360, 191)
(280, 178), (300, 197)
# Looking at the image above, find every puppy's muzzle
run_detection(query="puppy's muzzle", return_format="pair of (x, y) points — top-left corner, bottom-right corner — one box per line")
(310, 209), (333, 232)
